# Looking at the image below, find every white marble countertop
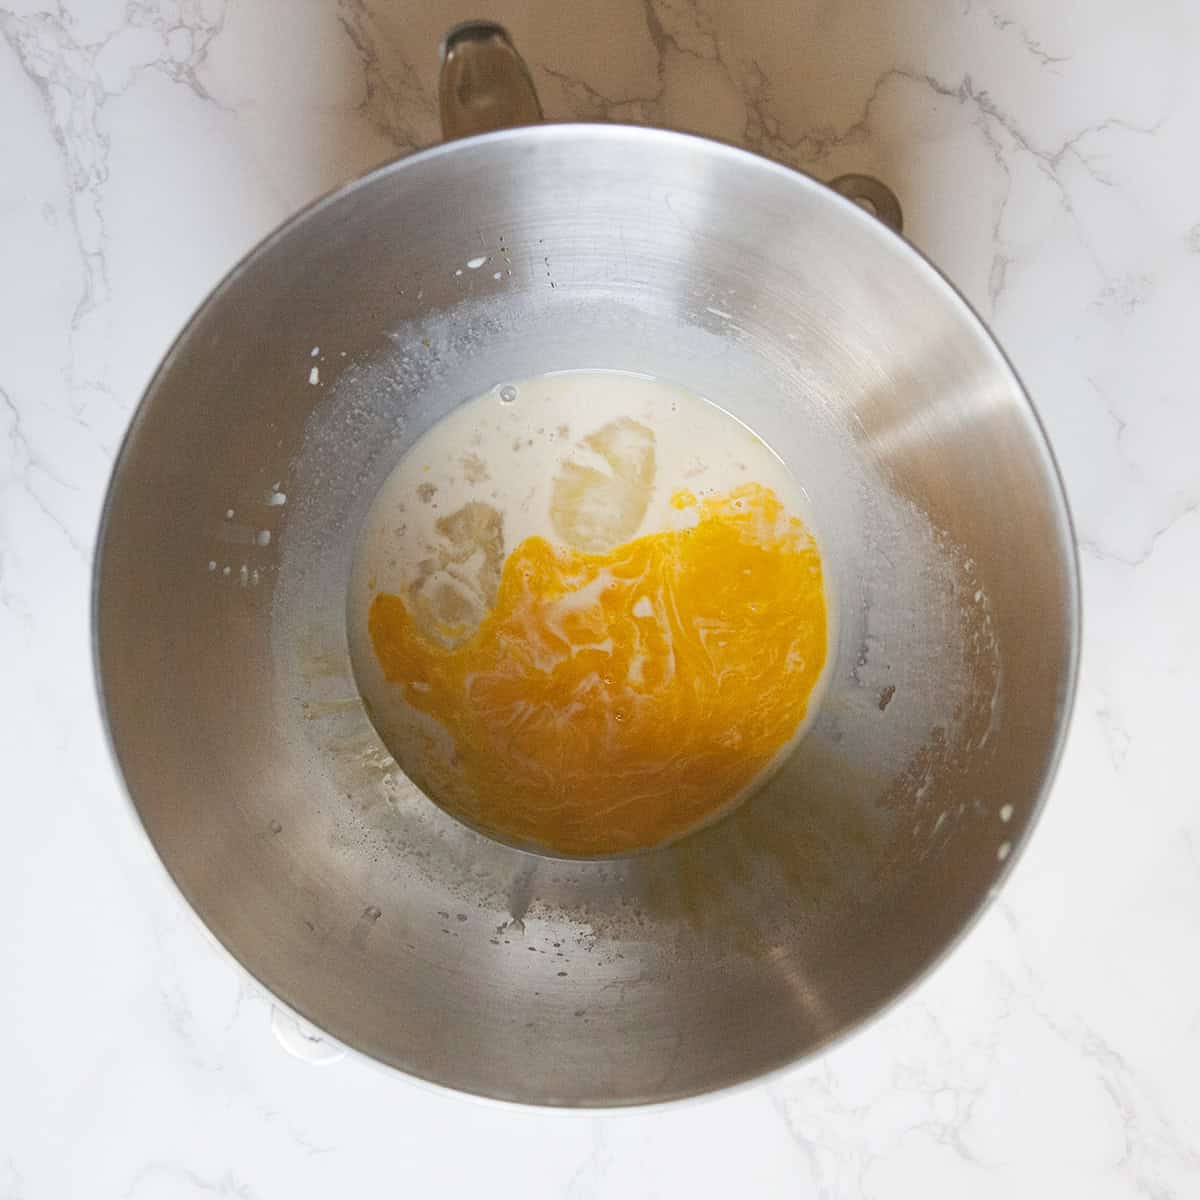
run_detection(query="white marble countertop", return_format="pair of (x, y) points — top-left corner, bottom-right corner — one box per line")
(3, 0), (1198, 1195)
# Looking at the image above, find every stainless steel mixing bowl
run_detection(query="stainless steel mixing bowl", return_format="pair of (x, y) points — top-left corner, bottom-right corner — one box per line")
(95, 25), (1079, 1106)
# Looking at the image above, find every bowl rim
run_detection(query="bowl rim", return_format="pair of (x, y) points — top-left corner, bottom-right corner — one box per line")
(92, 120), (1083, 1110)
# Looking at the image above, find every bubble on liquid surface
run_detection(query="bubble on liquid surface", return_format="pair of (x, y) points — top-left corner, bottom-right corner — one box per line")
(499, 385), (518, 405)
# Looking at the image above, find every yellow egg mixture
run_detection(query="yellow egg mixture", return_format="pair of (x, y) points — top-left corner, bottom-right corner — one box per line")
(349, 372), (829, 856)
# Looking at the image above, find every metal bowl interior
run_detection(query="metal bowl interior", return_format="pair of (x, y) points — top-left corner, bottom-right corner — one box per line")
(95, 124), (1079, 1106)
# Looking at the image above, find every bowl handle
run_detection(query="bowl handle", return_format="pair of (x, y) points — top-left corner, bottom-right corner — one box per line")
(438, 24), (904, 237)
(828, 173), (904, 235)
(439, 21), (543, 140)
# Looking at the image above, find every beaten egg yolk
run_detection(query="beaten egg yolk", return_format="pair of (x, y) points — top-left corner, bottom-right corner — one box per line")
(368, 483), (827, 856)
